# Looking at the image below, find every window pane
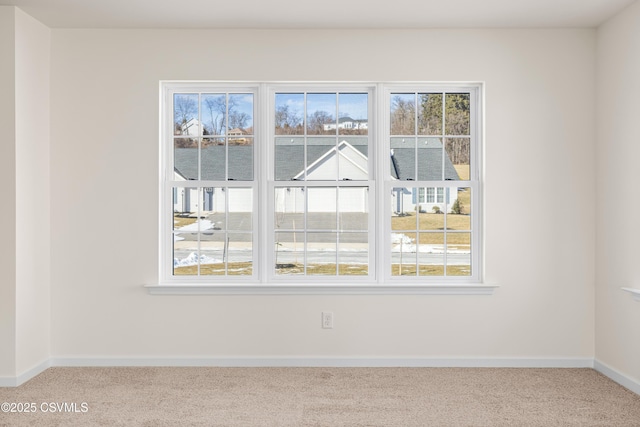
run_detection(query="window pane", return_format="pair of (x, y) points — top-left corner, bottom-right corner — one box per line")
(307, 188), (337, 230)
(445, 93), (470, 136)
(174, 139), (198, 181)
(173, 232), (197, 276)
(307, 93), (336, 136)
(275, 232), (304, 275)
(201, 94), (226, 136)
(447, 232), (471, 276)
(338, 138), (369, 180)
(227, 188), (253, 231)
(201, 187), (225, 228)
(390, 138), (416, 180)
(448, 187), (471, 231)
(391, 187), (417, 227)
(172, 186), (199, 216)
(228, 93), (253, 135)
(200, 142), (225, 181)
(199, 233), (225, 276)
(418, 198), (445, 230)
(275, 93), (304, 135)
(390, 93), (416, 135)
(306, 137), (337, 181)
(174, 94), (199, 136)
(418, 232), (444, 276)
(275, 187), (305, 230)
(307, 232), (337, 275)
(228, 137), (253, 181)
(227, 233), (253, 276)
(417, 137), (444, 181)
(418, 93), (443, 135)
(338, 187), (368, 231)
(391, 231), (417, 276)
(339, 93), (368, 136)
(275, 137), (305, 181)
(338, 233), (368, 275)
(445, 138), (470, 181)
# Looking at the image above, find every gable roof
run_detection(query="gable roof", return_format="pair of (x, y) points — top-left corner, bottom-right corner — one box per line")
(293, 140), (368, 180)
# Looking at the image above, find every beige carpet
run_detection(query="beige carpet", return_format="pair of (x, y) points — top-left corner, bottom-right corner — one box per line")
(1, 367), (640, 426)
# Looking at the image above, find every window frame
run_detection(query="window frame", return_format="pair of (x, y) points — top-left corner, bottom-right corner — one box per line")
(382, 84), (482, 284)
(266, 83), (376, 284)
(160, 82), (260, 284)
(154, 81), (490, 294)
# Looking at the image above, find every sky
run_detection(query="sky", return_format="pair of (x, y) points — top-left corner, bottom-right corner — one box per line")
(276, 93), (369, 121)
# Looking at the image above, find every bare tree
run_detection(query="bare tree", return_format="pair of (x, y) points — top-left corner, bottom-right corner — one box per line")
(390, 96), (415, 135)
(307, 110), (334, 135)
(174, 95), (197, 135)
(275, 104), (303, 135)
(203, 96), (239, 135)
(229, 110), (250, 130)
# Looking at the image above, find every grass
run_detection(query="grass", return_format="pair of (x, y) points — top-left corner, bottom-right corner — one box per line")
(173, 214), (197, 228)
(175, 262), (469, 277)
(391, 264), (471, 276)
(276, 263), (368, 276)
(175, 263), (369, 276)
(454, 164), (470, 181)
(174, 262), (252, 276)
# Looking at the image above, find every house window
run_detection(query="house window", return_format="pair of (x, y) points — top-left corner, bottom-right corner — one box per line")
(161, 83), (482, 286)
(418, 188), (426, 203)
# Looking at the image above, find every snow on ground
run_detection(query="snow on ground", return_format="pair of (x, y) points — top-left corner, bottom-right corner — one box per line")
(176, 219), (214, 232)
(390, 233), (469, 254)
(174, 252), (221, 267)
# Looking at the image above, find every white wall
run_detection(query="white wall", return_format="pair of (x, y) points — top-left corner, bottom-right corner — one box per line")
(0, 6), (17, 378)
(14, 8), (51, 376)
(0, 7), (50, 382)
(596, 0), (640, 383)
(50, 29), (596, 360)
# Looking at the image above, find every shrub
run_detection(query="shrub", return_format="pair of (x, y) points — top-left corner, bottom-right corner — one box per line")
(451, 198), (462, 214)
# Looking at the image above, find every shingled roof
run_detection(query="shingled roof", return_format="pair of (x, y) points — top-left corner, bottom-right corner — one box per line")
(174, 137), (458, 181)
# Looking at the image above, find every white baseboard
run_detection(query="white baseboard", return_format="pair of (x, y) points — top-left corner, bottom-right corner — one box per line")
(0, 359), (51, 387)
(594, 359), (640, 396)
(50, 356), (594, 369)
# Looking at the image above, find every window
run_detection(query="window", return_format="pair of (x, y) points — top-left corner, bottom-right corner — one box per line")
(160, 83), (482, 289)
(165, 86), (257, 281)
(388, 89), (477, 279)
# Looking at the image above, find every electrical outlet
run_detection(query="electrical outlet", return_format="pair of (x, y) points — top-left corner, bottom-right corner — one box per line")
(322, 312), (334, 329)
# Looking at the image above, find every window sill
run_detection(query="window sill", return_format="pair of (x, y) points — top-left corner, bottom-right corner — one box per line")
(621, 287), (640, 302)
(145, 283), (498, 295)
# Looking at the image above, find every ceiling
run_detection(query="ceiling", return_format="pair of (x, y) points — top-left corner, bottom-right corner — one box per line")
(1, 0), (636, 29)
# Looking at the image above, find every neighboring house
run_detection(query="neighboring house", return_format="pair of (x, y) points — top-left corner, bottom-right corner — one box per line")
(228, 128), (250, 143)
(177, 118), (202, 136)
(173, 138), (459, 214)
(173, 146), (254, 213)
(389, 138), (460, 214)
(323, 117), (368, 131)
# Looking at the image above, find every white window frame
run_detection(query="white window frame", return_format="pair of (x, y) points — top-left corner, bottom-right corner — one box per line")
(159, 82), (260, 284)
(150, 81), (493, 295)
(383, 84), (483, 285)
(266, 83), (376, 285)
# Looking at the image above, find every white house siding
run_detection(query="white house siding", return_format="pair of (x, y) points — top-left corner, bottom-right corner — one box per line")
(392, 187), (459, 215)
(275, 187), (368, 213)
(173, 172), (252, 213)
